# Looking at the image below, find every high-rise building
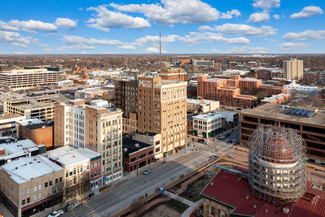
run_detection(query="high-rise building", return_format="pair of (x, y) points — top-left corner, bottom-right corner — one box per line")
(0, 69), (58, 90)
(137, 76), (187, 157)
(283, 58), (303, 80)
(159, 68), (185, 81)
(115, 75), (187, 158)
(54, 99), (123, 185)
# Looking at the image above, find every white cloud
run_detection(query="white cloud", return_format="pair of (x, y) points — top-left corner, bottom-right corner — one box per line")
(220, 9), (241, 19)
(86, 5), (151, 31)
(273, 14), (280, 20)
(279, 42), (309, 50)
(290, 6), (323, 19)
(55, 18), (77, 29)
(283, 30), (325, 41)
(180, 32), (249, 45)
(215, 23), (277, 36)
(63, 35), (122, 46)
(0, 20), (19, 31)
(8, 20), (57, 33)
(118, 45), (136, 50)
(110, 0), (239, 26)
(198, 25), (215, 31)
(0, 31), (31, 47)
(248, 12), (269, 23)
(212, 46), (268, 54)
(252, 0), (280, 10)
(44, 48), (53, 53)
(134, 34), (179, 46)
(59, 45), (96, 51)
(145, 47), (167, 53)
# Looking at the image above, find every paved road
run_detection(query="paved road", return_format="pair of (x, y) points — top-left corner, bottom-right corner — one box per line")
(62, 151), (209, 217)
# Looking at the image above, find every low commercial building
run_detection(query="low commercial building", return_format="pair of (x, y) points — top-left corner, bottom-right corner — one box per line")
(192, 59), (214, 67)
(284, 81), (318, 93)
(240, 103), (325, 164)
(187, 99), (220, 114)
(0, 156), (64, 217)
(0, 114), (25, 137)
(0, 139), (46, 166)
(193, 113), (223, 138)
(261, 93), (291, 104)
(122, 139), (154, 173)
(4, 94), (69, 122)
(58, 80), (74, 88)
(45, 146), (101, 199)
(17, 119), (54, 150)
(0, 68), (58, 90)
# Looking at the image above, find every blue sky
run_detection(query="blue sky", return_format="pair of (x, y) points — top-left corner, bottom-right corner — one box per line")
(0, 0), (324, 54)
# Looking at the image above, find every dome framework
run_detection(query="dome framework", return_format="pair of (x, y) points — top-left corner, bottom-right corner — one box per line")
(248, 125), (306, 206)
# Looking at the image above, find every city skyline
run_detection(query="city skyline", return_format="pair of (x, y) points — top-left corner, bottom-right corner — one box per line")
(0, 0), (325, 54)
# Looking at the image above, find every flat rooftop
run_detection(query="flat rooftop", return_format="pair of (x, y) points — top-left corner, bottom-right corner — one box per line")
(18, 118), (44, 126)
(123, 139), (152, 157)
(241, 103), (325, 126)
(24, 122), (54, 130)
(1, 155), (63, 184)
(193, 112), (222, 121)
(187, 98), (218, 104)
(0, 139), (39, 155)
(0, 113), (24, 121)
(45, 146), (100, 167)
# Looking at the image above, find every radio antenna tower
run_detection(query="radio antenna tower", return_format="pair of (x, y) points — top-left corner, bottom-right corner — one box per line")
(159, 31), (162, 71)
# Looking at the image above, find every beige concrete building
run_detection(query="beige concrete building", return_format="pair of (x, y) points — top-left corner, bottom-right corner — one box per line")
(0, 156), (63, 217)
(283, 58), (303, 80)
(4, 95), (69, 122)
(187, 99), (220, 114)
(0, 69), (58, 90)
(137, 76), (187, 157)
(0, 114), (25, 137)
(54, 99), (123, 186)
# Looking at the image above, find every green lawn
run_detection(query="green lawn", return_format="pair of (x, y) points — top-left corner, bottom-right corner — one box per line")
(166, 199), (189, 213)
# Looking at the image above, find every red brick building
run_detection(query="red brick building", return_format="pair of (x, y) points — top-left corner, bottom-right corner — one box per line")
(122, 139), (154, 173)
(17, 121), (54, 150)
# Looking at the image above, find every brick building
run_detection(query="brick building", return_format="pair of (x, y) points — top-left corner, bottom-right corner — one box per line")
(17, 120), (54, 150)
(159, 68), (186, 81)
(122, 139), (154, 173)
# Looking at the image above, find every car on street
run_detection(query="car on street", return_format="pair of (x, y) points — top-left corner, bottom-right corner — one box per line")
(48, 210), (64, 217)
(227, 140), (232, 144)
(143, 169), (152, 175)
(65, 201), (81, 212)
(204, 140), (209, 145)
(225, 133), (231, 137)
(198, 139), (205, 143)
(218, 135), (225, 140)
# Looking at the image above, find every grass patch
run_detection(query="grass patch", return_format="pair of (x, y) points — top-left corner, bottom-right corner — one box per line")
(166, 199), (189, 213)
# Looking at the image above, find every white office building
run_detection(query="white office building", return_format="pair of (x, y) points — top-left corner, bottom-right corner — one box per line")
(193, 113), (223, 138)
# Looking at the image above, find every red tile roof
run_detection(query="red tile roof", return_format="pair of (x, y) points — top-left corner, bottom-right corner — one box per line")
(201, 169), (325, 217)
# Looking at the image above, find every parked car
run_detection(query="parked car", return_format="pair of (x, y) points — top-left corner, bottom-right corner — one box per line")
(48, 210), (64, 217)
(66, 201), (81, 212)
(198, 139), (205, 143)
(204, 140), (209, 145)
(225, 133), (231, 137)
(218, 135), (225, 140)
(143, 168), (152, 175)
(227, 140), (232, 144)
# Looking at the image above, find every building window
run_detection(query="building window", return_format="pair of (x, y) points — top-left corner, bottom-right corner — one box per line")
(55, 178), (58, 183)
(45, 182), (48, 188)
(38, 185), (41, 190)
(49, 181), (52, 186)
(34, 186), (37, 192)
(209, 206), (215, 216)
(60, 177), (63, 182)
(22, 199), (25, 205)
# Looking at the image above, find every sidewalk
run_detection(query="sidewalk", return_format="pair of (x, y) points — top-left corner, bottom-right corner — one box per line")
(181, 199), (203, 217)
(164, 191), (195, 207)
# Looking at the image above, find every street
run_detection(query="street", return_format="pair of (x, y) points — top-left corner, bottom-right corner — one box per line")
(63, 151), (210, 217)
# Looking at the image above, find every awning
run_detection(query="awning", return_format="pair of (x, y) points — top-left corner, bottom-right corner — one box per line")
(208, 131), (213, 135)
(202, 132), (206, 135)
(163, 152), (168, 156)
(155, 153), (163, 159)
(192, 130), (197, 133)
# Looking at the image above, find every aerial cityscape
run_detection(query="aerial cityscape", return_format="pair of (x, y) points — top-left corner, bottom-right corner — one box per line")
(0, 0), (325, 217)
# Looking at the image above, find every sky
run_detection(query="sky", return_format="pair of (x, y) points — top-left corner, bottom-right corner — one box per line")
(0, 0), (324, 54)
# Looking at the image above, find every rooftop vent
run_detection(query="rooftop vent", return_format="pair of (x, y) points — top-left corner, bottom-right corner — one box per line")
(246, 195), (249, 199)
(135, 143), (140, 148)
(265, 209), (269, 213)
(283, 207), (290, 214)
(210, 182), (214, 186)
(253, 204), (257, 209)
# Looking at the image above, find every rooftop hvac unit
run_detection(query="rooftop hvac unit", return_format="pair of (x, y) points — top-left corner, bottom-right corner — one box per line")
(135, 143), (140, 148)
(283, 207), (290, 214)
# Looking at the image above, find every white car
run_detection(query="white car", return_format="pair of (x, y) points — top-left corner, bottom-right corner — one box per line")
(48, 210), (64, 217)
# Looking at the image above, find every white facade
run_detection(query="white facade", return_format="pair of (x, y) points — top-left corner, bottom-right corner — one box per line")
(283, 58), (303, 80)
(62, 103), (86, 148)
(284, 81), (318, 93)
(193, 113), (222, 138)
(187, 98), (220, 113)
